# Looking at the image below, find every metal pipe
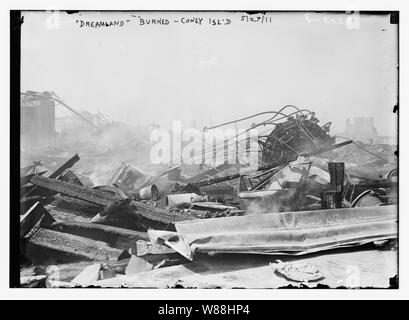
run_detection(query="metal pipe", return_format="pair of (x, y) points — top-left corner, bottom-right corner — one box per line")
(166, 193), (208, 208)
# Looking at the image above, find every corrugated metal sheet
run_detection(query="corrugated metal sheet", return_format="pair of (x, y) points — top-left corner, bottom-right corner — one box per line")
(148, 205), (397, 259)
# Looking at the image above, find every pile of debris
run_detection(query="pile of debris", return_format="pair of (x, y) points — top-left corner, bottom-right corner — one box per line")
(19, 107), (398, 288)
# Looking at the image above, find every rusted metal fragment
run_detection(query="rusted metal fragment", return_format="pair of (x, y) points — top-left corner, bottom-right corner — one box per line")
(26, 228), (124, 261)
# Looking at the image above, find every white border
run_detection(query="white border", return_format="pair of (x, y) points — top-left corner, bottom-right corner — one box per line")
(0, 0), (407, 300)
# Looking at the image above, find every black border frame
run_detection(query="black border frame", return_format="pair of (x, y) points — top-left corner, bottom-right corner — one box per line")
(9, 10), (399, 289)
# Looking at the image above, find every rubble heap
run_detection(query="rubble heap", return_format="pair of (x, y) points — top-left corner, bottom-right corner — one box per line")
(19, 105), (398, 288)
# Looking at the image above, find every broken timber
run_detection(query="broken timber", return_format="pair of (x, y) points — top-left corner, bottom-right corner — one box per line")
(31, 175), (196, 224)
(23, 154), (80, 198)
(49, 220), (148, 251)
(26, 228), (125, 261)
(20, 202), (55, 238)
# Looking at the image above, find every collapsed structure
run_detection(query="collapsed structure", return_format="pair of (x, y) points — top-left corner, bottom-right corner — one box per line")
(19, 98), (398, 288)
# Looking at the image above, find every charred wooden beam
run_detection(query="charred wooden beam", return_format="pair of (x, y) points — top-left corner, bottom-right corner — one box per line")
(52, 195), (103, 213)
(20, 202), (55, 238)
(31, 175), (196, 224)
(129, 201), (196, 223)
(48, 221), (148, 251)
(26, 228), (125, 261)
(31, 175), (119, 206)
(23, 154), (80, 198)
(321, 162), (345, 209)
(328, 162), (345, 193)
(20, 195), (49, 214)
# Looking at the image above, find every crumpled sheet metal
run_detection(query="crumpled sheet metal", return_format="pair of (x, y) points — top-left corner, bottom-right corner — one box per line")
(149, 205), (397, 258)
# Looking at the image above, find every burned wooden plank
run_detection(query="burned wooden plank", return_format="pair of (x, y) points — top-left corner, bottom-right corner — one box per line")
(52, 195), (102, 213)
(129, 201), (196, 223)
(328, 162), (345, 193)
(23, 154), (80, 198)
(48, 221), (148, 251)
(322, 162), (345, 209)
(31, 175), (196, 224)
(31, 175), (120, 206)
(20, 202), (55, 238)
(26, 228), (125, 261)
(20, 195), (48, 214)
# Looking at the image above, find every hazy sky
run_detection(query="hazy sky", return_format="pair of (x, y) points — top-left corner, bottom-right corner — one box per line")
(21, 11), (398, 137)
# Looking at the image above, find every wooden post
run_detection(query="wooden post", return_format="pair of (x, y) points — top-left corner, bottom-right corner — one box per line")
(321, 162), (345, 209)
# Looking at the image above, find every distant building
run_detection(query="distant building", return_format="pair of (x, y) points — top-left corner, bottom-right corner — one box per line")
(21, 91), (56, 144)
(344, 117), (378, 143)
(56, 111), (108, 134)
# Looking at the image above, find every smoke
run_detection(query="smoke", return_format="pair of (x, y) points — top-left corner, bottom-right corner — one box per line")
(245, 199), (282, 215)
(240, 189), (297, 215)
